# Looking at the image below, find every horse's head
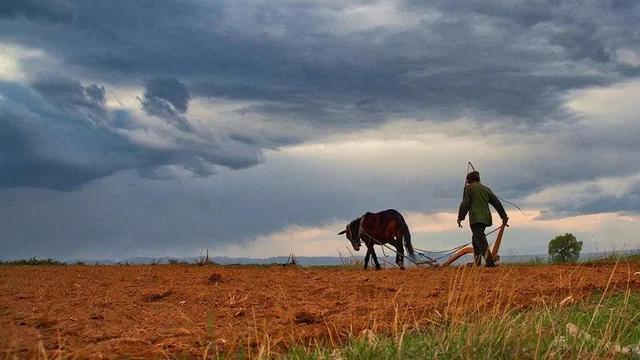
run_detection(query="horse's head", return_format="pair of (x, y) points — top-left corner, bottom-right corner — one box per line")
(338, 218), (361, 251)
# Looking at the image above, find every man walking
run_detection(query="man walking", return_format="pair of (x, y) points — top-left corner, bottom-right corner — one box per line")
(457, 170), (508, 267)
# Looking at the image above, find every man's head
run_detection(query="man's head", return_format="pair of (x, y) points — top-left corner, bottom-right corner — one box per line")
(466, 171), (480, 184)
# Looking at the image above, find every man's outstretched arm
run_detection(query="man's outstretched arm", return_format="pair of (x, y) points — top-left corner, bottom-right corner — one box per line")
(488, 190), (509, 225)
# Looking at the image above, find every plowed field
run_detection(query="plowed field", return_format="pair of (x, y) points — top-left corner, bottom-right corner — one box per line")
(2, 263), (639, 358)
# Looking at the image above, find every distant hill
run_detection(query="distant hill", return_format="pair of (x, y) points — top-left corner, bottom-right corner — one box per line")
(71, 249), (640, 267)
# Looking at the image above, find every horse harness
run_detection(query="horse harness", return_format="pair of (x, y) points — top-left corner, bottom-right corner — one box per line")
(354, 213), (433, 267)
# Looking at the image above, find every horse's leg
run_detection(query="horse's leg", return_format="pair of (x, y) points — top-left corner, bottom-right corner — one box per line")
(394, 241), (405, 270)
(370, 246), (381, 270)
(364, 247), (371, 270)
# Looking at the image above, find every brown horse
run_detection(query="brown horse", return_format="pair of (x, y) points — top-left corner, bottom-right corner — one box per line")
(338, 209), (415, 270)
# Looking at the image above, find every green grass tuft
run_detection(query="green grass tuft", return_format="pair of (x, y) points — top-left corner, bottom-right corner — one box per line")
(284, 292), (640, 360)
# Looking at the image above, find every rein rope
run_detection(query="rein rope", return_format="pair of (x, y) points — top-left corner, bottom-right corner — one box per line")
(356, 214), (437, 267)
(356, 214), (419, 266)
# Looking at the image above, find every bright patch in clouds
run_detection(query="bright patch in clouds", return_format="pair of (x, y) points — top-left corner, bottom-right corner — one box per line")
(616, 48), (640, 67)
(282, 135), (501, 184)
(565, 79), (640, 124)
(328, 1), (438, 33)
(0, 43), (47, 81)
(217, 221), (348, 258)
(525, 172), (640, 208)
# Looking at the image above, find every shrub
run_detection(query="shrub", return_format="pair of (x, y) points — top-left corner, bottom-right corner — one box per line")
(548, 233), (582, 263)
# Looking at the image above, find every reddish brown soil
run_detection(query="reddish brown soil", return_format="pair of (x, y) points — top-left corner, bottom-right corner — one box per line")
(1, 263), (639, 358)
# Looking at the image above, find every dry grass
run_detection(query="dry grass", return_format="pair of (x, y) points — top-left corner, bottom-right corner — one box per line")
(1, 260), (638, 359)
(287, 259), (640, 360)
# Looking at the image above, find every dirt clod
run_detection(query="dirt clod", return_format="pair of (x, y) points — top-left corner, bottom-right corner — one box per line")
(144, 288), (172, 302)
(294, 310), (320, 324)
(207, 272), (222, 284)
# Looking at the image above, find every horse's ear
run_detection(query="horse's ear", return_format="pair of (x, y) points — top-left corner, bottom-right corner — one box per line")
(337, 229), (347, 235)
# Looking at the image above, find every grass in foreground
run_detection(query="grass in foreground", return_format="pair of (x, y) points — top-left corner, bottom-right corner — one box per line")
(284, 291), (640, 360)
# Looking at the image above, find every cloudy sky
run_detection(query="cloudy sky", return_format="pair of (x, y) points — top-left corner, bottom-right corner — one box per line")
(1, 0), (639, 261)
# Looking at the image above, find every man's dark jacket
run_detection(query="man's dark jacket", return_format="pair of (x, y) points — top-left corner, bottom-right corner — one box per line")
(458, 182), (508, 226)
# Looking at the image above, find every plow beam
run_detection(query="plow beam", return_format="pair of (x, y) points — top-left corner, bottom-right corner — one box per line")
(439, 247), (474, 267)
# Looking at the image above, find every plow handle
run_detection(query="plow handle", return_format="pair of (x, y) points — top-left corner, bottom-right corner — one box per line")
(490, 224), (507, 260)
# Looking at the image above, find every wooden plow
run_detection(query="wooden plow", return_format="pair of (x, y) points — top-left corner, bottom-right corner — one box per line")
(437, 223), (507, 267)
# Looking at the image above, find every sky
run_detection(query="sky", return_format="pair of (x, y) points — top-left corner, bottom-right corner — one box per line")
(1, 0), (639, 261)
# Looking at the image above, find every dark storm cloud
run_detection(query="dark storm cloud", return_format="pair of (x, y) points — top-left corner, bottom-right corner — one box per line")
(0, 0), (637, 191)
(31, 75), (107, 122)
(1, 0), (637, 127)
(414, 0), (640, 69)
(142, 77), (190, 115)
(0, 81), (133, 190)
(0, 79), (264, 190)
(0, 0), (73, 23)
(140, 77), (193, 132)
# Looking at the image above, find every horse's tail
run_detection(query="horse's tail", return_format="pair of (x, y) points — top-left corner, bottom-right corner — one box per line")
(400, 217), (415, 261)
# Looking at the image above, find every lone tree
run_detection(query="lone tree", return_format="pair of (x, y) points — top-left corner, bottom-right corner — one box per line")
(548, 233), (583, 263)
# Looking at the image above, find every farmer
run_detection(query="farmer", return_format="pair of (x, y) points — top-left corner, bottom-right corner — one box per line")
(457, 170), (508, 267)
